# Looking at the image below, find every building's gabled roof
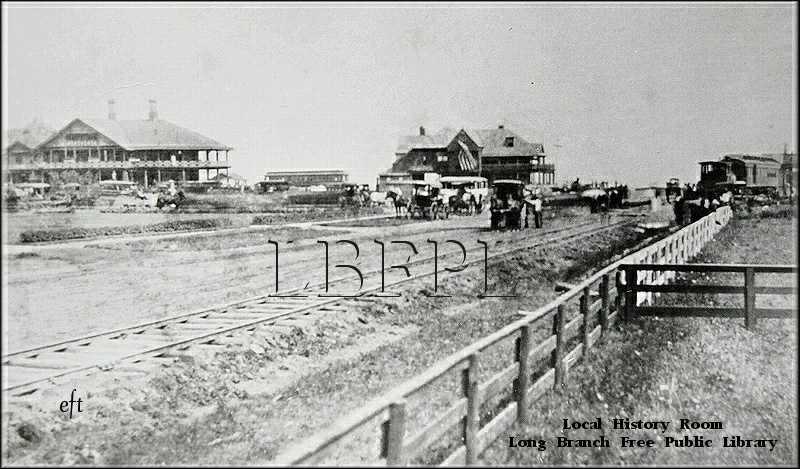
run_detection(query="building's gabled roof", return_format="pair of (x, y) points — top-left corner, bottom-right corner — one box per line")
(468, 128), (545, 157)
(395, 126), (545, 159)
(4, 119), (56, 151)
(210, 172), (246, 181)
(38, 118), (232, 151)
(395, 128), (459, 154)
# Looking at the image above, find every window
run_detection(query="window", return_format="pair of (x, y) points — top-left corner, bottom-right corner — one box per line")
(437, 154), (448, 162)
(66, 132), (98, 141)
(505, 137), (514, 147)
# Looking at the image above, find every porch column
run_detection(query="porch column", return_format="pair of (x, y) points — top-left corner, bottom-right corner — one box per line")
(182, 169), (186, 181)
(157, 169), (162, 183)
(144, 170), (149, 188)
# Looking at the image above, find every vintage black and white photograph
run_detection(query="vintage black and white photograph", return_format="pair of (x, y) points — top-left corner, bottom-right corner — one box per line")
(1, 1), (797, 466)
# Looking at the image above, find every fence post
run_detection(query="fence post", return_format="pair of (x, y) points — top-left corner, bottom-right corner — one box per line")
(745, 267), (756, 330)
(613, 271), (622, 325)
(515, 326), (531, 424)
(624, 265), (637, 320)
(463, 353), (481, 465)
(581, 286), (591, 352)
(600, 274), (610, 334)
(384, 400), (407, 466)
(552, 304), (566, 388)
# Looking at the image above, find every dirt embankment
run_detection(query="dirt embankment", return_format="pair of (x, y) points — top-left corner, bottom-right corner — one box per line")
(2, 211), (658, 466)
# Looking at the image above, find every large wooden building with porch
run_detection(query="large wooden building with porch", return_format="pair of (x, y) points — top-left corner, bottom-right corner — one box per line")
(378, 125), (554, 190)
(4, 100), (232, 188)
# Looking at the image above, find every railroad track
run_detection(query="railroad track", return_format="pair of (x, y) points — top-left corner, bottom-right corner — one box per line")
(2, 215), (641, 395)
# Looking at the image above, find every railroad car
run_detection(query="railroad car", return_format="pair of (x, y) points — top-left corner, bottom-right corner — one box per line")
(698, 155), (781, 196)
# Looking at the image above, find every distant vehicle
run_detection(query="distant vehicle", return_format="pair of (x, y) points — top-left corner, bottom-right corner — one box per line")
(338, 183), (370, 207)
(407, 180), (448, 220)
(666, 178), (681, 202)
(255, 180), (290, 193)
(698, 156), (782, 197)
(490, 179), (526, 230)
(441, 176), (488, 215)
(98, 180), (136, 196)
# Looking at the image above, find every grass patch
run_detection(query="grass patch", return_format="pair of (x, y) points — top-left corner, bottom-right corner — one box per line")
(479, 216), (796, 466)
(18, 219), (235, 243)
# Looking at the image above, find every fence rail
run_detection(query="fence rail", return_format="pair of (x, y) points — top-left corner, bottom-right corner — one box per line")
(623, 262), (797, 329)
(276, 206), (733, 466)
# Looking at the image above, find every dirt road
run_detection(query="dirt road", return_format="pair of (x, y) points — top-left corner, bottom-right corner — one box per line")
(4, 207), (600, 351)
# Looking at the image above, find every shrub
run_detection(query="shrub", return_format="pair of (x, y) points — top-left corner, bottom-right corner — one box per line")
(19, 218), (233, 243)
(287, 192), (341, 205)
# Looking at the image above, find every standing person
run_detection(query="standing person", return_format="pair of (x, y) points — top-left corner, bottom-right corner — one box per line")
(673, 194), (685, 226)
(522, 189), (533, 228)
(506, 194), (520, 230)
(532, 194), (543, 228)
(490, 194), (502, 229)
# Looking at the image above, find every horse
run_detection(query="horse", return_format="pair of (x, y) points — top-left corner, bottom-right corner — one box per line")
(385, 190), (409, 218)
(448, 193), (473, 215)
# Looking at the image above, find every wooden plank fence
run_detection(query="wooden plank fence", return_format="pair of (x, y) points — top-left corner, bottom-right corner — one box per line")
(623, 263), (797, 330)
(275, 206), (734, 466)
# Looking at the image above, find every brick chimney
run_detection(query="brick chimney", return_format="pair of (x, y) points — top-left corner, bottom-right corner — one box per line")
(108, 99), (116, 120)
(419, 126), (425, 136)
(148, 99), (158, 121)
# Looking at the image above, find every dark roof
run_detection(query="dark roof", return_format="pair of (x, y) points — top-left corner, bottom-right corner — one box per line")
(264, 169), (347, 176)
(723, 154), (781, 166)
(395, 126), (545, 158)
(468, 128), (545, 158)
(395, 128), (459, 154)
(39, 118), (232, 151)
(210, 172), (246, 181)
(4, 119), (56, 151)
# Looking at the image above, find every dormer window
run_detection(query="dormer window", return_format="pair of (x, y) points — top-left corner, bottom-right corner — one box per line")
(505, 137), (514, 147)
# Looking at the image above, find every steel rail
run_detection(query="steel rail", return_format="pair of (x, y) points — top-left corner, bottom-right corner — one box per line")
(3, 217), (638, 394)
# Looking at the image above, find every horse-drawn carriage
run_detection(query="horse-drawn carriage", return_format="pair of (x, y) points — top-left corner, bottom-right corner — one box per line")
(407, 180), (448, 220)
(489, 179), (526, 230)
(338, 183), (370, 208)
(440, 176), (488, 215)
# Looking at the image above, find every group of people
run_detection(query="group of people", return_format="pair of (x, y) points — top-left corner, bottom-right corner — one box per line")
(489, 191), (544, 230)
(673, 185), (733, 225)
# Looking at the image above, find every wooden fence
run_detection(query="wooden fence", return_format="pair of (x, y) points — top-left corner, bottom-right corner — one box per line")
(623, 263), (797, 330)
(276, 206), (733, 466)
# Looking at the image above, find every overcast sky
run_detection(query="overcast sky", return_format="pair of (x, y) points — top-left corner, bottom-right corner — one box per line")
(2, 2), (797, 187)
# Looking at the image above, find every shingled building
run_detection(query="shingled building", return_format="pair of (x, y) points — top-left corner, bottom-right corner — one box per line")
(4, 100), (232, 188)
(378, 125), (553, 189)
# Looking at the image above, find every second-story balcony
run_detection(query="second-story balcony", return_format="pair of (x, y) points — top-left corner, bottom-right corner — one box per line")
(7, 159), (232, 171)
(483, 162), (555, 173)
